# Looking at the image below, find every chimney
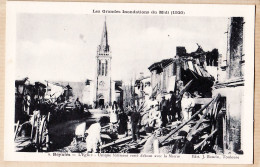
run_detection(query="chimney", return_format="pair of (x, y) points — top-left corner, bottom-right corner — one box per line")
(175, 47), (186, 81)
(176, 46), (186, 58)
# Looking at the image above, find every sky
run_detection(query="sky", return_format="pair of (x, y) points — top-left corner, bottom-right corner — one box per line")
(16, 14), (228, 83)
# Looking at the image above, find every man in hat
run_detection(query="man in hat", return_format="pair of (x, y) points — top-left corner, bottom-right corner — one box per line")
(118, 109), (128, 138)
(160, 96), (168, 127)
(175, 89), (182, 121)
(170, 90), (182, 121)
(172, 130), (194, 154)
(169, 91), (176, 122)
(131, 106), (141, 141)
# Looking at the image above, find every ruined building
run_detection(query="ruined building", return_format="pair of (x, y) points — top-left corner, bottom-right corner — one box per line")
(213, 17), (245, 154)
(148, 44), (218, 100)
(134, 73), (152, 106)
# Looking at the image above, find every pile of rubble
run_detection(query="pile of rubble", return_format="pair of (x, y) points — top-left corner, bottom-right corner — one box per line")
(97, 93), (223, 154)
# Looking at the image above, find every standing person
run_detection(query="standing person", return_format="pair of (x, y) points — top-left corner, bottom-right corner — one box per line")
(169, 91), (176, 122)
(181, 92), (195, 121)
(85, 117), (106, 153)
(118, 109), (128, 138)
(166, 98), (171, 123)
(170, 90), (182, 122)
(187, 93), (195, 120)
(126, 105), (134, 135)
(160, 96), (168, 127)
(175, 89), (182, 121)
(181, 92), (189, 121)
(74, 97), (81, 107)
(74, 97), (83, 113)
(110, 101), (118, 124)
(131, 106), (141, 142)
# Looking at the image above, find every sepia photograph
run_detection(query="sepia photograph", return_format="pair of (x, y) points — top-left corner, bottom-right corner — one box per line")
(5, 2), (255, 164)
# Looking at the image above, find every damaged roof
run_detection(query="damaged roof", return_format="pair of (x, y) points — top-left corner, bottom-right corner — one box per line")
(148, 58), (174, 71)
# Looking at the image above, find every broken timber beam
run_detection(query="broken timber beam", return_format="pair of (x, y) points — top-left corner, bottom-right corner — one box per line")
(160, 94), (220, 144)
(180, 79), (193, 96)
(194, 129), (218, 150)
(187, 94), (220, 139)
(101, 124), (110, 129)
(100, 136), (132, 149)
(193, 98), (212, 105)
(137, 101), (146, 112)
(176, 79), (194, 104)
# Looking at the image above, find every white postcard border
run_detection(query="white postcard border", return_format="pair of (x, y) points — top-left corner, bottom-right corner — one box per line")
(5, 1), (255, 164)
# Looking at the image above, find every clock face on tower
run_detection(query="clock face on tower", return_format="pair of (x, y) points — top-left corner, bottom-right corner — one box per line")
(99, 81), (105, 87)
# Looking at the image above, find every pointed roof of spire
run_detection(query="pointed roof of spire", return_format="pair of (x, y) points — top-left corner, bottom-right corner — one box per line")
(100, 18), (110, 52)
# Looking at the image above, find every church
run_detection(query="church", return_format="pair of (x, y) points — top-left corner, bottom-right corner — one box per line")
(83, 19), (123, 108)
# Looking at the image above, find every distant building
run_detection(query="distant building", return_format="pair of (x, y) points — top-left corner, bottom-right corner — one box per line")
(82, 79), (94, 106)
(122, 83), (135, 108)
(45, 81), (65, 102)
(134, 73), (151, 106)
(149, 58), (176, 100)
(93, 19), (123, 108)
(112, 80), (124, 107)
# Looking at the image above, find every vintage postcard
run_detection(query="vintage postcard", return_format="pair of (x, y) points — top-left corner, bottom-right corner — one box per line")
(5, 1), (255, 164)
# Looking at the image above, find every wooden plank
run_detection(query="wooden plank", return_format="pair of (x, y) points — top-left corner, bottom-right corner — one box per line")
(101, 124), (110, 129)
(100, 136), (132, 149)
(180, 79), (193, 95)
(160, 94), (220, 144)
(176, 79), (194, 103)
(193, 98), (212, 104)
(194, 129), (218, 150)
(187, 95), (220, 139)
(137, 101), (146, 112)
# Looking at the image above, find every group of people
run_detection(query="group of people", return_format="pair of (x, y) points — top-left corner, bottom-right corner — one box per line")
(139, 90), (201, 154)
(109, 101), (141, 142)
(147, 89), (200, 128)
(84, 89), (201, 153)
(84, 101), (142, 153)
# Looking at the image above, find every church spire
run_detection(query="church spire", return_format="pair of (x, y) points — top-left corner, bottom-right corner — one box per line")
(100, 18), (109, 52)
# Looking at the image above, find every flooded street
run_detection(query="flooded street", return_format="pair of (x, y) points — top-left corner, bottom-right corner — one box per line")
(48, 109), (109, 152)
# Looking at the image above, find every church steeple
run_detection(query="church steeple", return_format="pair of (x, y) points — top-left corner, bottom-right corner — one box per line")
(95, 18), (112, 107)
(99, 18), (110, 52)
